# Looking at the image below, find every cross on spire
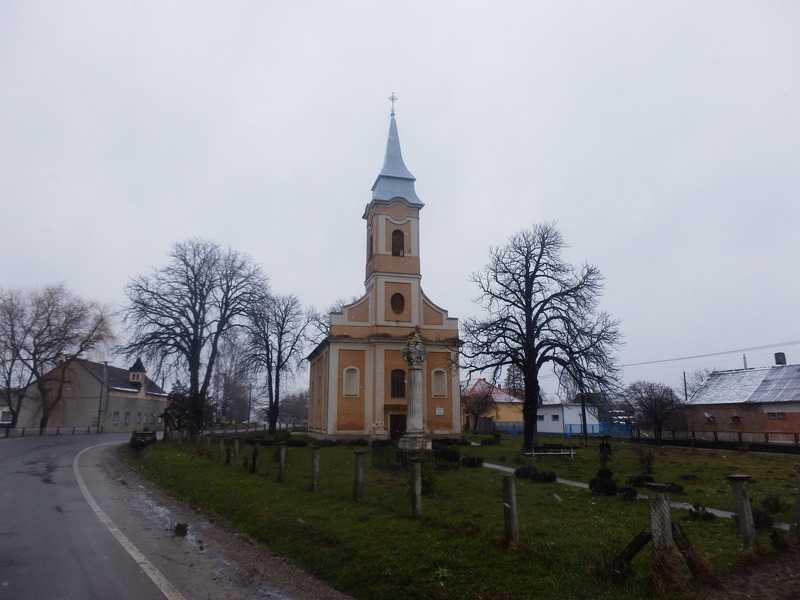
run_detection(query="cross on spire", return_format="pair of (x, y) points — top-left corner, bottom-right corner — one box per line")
(388, 92), (397, 117)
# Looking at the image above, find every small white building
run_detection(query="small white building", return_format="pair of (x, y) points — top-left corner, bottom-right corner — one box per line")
(537, 401), (600, 437)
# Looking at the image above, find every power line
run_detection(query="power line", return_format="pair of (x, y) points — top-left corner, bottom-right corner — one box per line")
(622, 339), (800, 368)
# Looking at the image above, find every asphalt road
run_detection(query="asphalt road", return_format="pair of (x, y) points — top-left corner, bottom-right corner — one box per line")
(0, 433), (324, 600)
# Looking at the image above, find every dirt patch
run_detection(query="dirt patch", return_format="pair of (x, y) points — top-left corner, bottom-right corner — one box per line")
(702, 549), (800, 600)
(106, 444), (354, 600)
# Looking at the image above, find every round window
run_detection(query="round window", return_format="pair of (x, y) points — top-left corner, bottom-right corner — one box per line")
(390, 293), (405, 314)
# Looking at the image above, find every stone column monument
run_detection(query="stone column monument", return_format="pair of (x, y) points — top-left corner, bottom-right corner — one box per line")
(398, 327), (432, 452)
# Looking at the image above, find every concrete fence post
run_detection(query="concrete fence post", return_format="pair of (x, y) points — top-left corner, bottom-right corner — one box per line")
(219, 437), (225, 461)
(410, 458), (423, 519)
(727, 474), (756, 551)
(502, 474), (519, 548)
(278, 443), (287, 482)
(353, 451), (365, 502)
(310, 446), (320, 492)
(234, 438), (240, 464)
(645, 483), (674, 565)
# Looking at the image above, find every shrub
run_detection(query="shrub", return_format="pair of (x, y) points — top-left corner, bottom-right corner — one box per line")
(514, 465), (537, 479)
(530, 470), (556, 483)
(589, 477), (618, 496)
(286, 438), (309, 447)
(617, 486), (638, 500)
(596, 468), (613, 479)
(628, 474), (655, 487)
(480, 436), (500, 446)
(761, 495), (791, 514)
(461, 456), (484, 468)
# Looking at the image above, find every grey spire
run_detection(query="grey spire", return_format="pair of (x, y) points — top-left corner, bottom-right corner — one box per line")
(370, 116), (424, 207)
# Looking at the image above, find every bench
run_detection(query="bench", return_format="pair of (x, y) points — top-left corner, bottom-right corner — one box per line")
(524, 444), (576, 460)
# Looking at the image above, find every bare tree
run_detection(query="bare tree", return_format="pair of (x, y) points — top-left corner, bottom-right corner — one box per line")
(278, 389), (309, 426)
(210, 331), (255, 424)
(461, 381), (497, 433)
(246, 293), (311, 434)
(120, 239), (268, 434)
(461, 223), (622, 452)
(625, 380), (682, 445)
(684, 367), (715, 401)
(0, 285), (112, 432)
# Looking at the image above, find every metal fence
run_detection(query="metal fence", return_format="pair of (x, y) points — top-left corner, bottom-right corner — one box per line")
(371, 443), (461, 470)
(632, 428), (800, 452)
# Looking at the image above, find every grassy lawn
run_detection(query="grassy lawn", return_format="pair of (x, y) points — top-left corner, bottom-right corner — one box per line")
(129, 434), (799, 600)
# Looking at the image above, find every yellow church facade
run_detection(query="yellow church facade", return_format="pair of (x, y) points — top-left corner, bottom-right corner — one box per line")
(307, 112), (461, 441)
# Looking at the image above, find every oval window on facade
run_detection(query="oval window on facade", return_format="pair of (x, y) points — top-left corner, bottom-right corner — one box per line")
(390, 293), (405, 314)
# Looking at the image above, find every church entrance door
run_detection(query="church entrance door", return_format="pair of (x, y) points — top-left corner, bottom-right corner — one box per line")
(389, 414), (407, 440)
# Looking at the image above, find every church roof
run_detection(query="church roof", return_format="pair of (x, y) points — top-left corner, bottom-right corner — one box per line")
(370, 116), (424, 207)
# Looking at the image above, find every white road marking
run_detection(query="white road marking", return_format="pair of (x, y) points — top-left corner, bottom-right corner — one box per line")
(73, 443), (187, 600)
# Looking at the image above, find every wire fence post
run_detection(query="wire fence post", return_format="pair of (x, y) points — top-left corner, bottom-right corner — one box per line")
(646, 483), (674, 565)
(410, 458), (423, 519)
(278, 443), (287, 482)
(353, 451), (365, 502)
(791, 464), (800, 537)
(727, 474), (756, 551)
(310, 446), (320, 492)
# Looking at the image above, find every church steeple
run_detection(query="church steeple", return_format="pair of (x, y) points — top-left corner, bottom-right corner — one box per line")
(370, 110), (423, 207)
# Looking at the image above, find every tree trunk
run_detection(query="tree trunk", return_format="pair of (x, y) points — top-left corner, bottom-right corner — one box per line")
(522, 369), (540, 452)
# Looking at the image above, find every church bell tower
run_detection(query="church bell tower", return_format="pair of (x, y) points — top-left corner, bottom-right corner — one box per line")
(307, 98), (460, 441)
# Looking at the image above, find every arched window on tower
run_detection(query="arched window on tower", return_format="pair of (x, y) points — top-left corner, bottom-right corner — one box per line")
(390, 369), (406, 398)
(392, 229), (404, 256)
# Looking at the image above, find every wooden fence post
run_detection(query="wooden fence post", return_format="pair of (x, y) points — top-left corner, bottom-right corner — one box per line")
(727, 474), (756, 551)
(502, 474), (519, 548)
(353, 451), (365, 502)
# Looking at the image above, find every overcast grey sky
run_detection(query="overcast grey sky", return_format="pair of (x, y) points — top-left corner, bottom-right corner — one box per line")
(1, 1), (798, 396)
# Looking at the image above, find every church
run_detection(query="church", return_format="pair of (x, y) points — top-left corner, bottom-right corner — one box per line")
(307, 106), (461, 441)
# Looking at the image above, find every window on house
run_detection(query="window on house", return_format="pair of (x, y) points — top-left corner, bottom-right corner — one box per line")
(137, 413), (142, 424)
(124, 412), (131, 425)
(113, 412), (120, 425)
(731, 416), (741, 425)
(537, 415), (544, 422)
(768, 412), (777, 420)
(706, 415), (716, 424)
(391, 229), (404, 256)
(343, 367), (359, 397)
(551, 414), (560, 422)
(131, 372), (142, 382)
(391, 369), (406, 398)
(432, 369), (447, 397)
(0, 410), (12, 423)
(778, 412), (787, 420)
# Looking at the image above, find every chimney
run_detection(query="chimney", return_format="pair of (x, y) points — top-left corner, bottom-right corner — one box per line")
(775, 352), (787, 366)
